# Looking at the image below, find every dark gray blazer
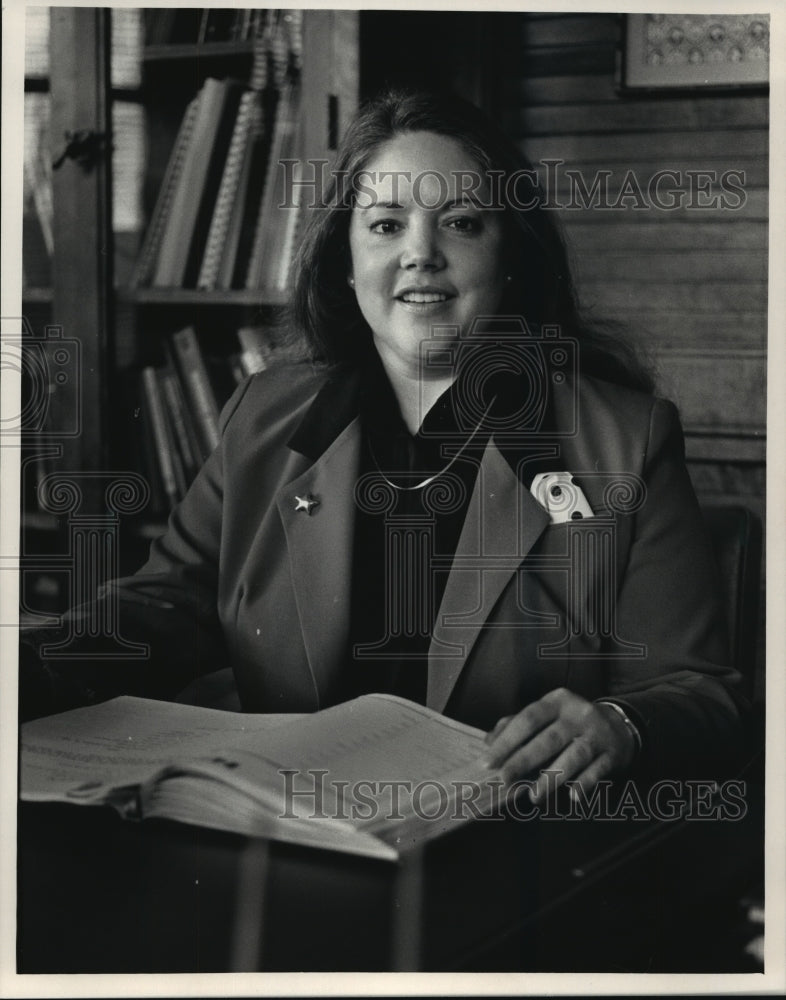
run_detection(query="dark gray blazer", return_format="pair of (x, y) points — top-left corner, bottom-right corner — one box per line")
(80, 360), (746, 779)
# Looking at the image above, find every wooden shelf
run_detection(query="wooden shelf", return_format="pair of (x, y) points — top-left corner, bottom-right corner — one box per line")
(20, 510), (59, 533)
(144, 41), (256, 63)
(116, 287), (289, 308)
(22, 288), (53, 305)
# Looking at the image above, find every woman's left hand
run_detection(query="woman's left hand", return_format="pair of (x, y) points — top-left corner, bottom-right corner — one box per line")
(484, 688), (637, 803)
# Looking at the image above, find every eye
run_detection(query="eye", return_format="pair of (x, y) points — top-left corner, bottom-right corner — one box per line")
(369, 219), (401, 235)
(445, 215), (479, 233)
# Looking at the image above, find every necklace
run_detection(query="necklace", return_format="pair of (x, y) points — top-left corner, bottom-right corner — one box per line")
(367, 398), (495, 492)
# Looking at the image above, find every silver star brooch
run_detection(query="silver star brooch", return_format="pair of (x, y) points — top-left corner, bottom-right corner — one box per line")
(294, 494), (320, 515)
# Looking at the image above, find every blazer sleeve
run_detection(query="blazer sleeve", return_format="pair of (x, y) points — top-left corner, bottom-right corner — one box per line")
(602, 397), (750, 778)
(19, 380), (254, 717)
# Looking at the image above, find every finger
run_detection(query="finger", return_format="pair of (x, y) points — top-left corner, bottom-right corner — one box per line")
(484, 715), (513, 745)
(484, 701), (557, 767)
(495, 721), (573, 782)
(567, 752), (614, 801)
(530, 736), (598, 803)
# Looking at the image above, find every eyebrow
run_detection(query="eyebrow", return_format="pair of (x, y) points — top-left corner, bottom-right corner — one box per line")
(442, 197), (484, 210)
(355, 197), (484, 212)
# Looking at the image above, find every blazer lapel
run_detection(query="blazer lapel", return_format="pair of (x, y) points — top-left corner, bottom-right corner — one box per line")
(427, 439), (551, 713)
(275, 417), (361, 707)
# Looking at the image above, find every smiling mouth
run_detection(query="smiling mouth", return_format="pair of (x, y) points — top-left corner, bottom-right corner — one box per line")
(398, 291), (451, 304)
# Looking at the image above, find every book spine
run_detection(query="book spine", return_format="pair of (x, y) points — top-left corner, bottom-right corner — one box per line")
(245, 82), (301, 293)
(152, 78), (235, 288)
(157, 369), (189, 500)
(197, 89), (258, 290)
(274, 153), (304, 293)
(140, 366), (180, 509)
(159, 364), (199, 482)
(132, 97), (199, 289)
(163, 341), (205, 470)
(214, 112), (261, 289)
(170, 328), (221, 456)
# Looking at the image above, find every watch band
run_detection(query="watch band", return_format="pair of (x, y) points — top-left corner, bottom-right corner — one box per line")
(596, 700), (643, 755)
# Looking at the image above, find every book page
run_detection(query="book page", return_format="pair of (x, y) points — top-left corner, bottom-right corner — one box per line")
(20, 696), (303, 805)
(21, 694), (503, 856)
(159, 694), (503, 842)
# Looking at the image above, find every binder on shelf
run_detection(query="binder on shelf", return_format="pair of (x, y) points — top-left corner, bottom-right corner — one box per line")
(132, 97), (199, 289)
(214, 106), (266, 289)
(244, 81), (303, 294)
(208, 23), (271, 289)
(197, 89), (261, 290)
(152, 77), (242, 289)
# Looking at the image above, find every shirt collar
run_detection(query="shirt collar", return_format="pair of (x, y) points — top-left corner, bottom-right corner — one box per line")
(286, 362), (362, 461)
(286, 347), (560, 474)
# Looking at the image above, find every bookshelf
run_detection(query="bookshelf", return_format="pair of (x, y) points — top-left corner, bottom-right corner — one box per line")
(109, 9), (361, 526)
(21, 7), (491, 598)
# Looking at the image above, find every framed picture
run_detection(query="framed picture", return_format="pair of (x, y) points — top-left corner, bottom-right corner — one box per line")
(622, 13), (769, 90)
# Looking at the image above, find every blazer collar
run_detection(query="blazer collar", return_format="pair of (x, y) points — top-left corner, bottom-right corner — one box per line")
(427, 435), (551, 713)
(276, 414), (362, 707)
(278, 358), (561, 713)
(287, 362), (362, 462)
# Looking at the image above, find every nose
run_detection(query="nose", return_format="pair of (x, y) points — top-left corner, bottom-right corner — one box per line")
(400, 218), (445, 271)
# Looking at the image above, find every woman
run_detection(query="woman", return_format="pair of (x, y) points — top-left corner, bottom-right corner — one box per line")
(21, 90), (747, 797)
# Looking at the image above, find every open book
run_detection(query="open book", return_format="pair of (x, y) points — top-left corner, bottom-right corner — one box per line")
(20, 694), (505, 860)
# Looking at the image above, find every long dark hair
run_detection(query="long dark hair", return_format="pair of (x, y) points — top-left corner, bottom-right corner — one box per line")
(289, 89), (655, 393)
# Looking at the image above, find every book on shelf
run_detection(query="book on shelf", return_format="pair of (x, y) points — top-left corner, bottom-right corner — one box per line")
(133, 10), (307, 296)
(237, 324), (278, 376)
(199, 24), (271, 290)
(132, 96), (199, 289)
(197, 88), (263, 290)
(136, 328), (268, 507)
(139, 366), (186, 509)
(21, 693), (504, 860)
(158, 361), (202, 483)
(144, 9), (177, 46)
(146, 8), (272, 46)
(152, 77), (242, 288)
(114, 369), (171, 521)
(244, 80), (304, 295)
(197, 8), (238, 44)
(169, 326), (222, 458)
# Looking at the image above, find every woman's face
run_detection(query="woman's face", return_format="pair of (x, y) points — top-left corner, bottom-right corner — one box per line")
(348, 130), (508, 378)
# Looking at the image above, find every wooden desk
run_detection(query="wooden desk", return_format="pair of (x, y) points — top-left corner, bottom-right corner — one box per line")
(17, 774), (763, 973)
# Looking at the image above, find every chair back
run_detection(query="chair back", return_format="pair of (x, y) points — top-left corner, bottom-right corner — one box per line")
(701, 504), (762, 697)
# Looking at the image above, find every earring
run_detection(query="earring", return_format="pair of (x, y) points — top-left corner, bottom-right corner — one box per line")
(348, 276), (355, 287)
(505, 274), (513, 283)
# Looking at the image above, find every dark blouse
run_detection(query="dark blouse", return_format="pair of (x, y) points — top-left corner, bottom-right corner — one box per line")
(344, 357), (480, 703)
(343, 350), (558, 705)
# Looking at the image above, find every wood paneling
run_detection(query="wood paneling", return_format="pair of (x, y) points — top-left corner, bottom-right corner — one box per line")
(519, 130), (768, 163)
(655, 349), (766, 436)
(496, 12), (767, 503)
